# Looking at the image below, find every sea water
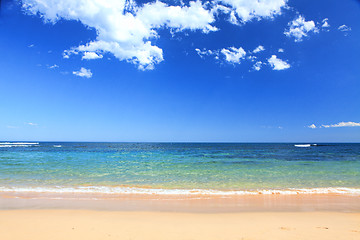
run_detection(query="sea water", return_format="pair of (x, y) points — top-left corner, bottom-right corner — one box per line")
(0, 142), (359, 195)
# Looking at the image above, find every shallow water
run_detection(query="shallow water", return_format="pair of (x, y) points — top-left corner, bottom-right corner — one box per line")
(1, 142), (359, 194)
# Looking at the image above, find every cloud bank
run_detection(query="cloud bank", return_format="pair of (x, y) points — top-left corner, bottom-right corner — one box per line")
(21, 0), (291, 70)
(322, 122), (360, 128)
(308, 122), (360, 128)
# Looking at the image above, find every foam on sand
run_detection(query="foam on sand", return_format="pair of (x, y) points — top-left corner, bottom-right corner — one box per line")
(1, 186), (359, 196)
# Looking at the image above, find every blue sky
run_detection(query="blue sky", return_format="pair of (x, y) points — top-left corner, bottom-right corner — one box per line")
(0, 0), (359, 142)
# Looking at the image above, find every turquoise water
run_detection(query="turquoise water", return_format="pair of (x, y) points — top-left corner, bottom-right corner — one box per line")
(0, 143), (360, 193)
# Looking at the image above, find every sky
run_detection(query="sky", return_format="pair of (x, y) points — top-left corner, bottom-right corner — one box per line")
(0, 0), (359, 142)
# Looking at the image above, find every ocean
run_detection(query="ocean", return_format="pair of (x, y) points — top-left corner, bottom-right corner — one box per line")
(1, 142), (360, 195)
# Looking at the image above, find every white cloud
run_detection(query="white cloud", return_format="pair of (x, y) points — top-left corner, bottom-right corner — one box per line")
(338, 25), (351, 31)
(82, 52), (103, 60)
(278, 48), (284, 52)
(253, 61), (263, 71)
(308, 124), (317, 129)
(28, 44), (34, 48)
(21, 0), (291, 70)
(48, 64), (59, 69)
(216, 0), (288, 23)
(26, 122), (38, 126)
(284, 15), (319, 42)
(195, 48), (218, 59)
(196, 47), (291, 71)
(252, 45), (265, 54)
(22, 0), (217, 70)
(247, 55), (257, 62)
(321, 121), (360, 128)
(73, 67), (92, 78)
(267, 55), (290, 70)
(322, 18), (330, 28)
(338, 25), (351, 32)
(221, 47), (246, 64)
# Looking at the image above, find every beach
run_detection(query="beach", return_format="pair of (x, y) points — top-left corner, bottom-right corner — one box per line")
(1, 192), (360, 239)
(1, 142), (360, 239)
(1, 210), (360, 240)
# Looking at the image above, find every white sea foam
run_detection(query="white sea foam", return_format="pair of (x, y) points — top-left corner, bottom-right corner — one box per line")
(0, 186), (359, 196)
(0, 142), (39, 145)
(0, 142), (39, 147)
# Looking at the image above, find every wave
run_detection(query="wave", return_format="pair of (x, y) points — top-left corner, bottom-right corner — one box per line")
(0, 142), (39, 147)
(1, 186), (359, 196)
(0, 142), (39, 145)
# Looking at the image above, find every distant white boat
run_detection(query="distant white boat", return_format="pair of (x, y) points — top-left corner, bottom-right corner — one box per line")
(294, 144), (311, 148)
(53, 145), (62, 148)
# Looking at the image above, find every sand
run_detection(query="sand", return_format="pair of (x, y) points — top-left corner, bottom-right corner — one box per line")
(1, 193), (360, 239)
(0, 210), (360, 240)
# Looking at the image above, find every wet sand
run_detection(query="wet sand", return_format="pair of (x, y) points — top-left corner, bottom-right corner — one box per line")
(1, 191), (360, 212)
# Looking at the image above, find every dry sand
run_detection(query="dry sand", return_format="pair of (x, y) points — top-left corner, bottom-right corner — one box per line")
(1, 210), (360, 240)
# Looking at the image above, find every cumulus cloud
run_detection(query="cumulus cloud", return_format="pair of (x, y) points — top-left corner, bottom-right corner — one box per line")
(321, 18), (330, 28)
(195, 47), (291, 71)
(252, 45), (265, 54)
(278, 48), (284, 52)
(253, 61), (263, 71)
(267, 55), (290, 70)
(73, 67), (92, 78)
(216, 0), (288, 23)
(321, 121), (360, 128)
(22, 0), (217, 70)
(195, 48), (218, 59)
(82, 52), (103, 60)
(308, 124), (317, 129)
(221, 47), (246, 64)
(284, 15), (319, 42)
(21, 0), (291, 70)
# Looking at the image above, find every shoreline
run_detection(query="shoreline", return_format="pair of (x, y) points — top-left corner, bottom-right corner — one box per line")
(2, 186), (359, 239)
(1, 185), (360, 195)
(2, 191), (360, 213)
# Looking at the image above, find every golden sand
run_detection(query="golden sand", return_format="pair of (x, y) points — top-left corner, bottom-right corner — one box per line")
(1, 210), (359, 240)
